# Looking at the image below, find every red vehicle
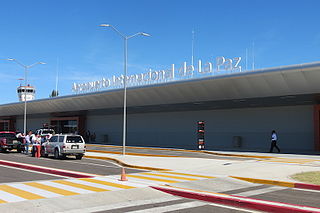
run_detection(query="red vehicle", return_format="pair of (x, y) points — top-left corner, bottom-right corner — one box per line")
(0, 131), (23, 153)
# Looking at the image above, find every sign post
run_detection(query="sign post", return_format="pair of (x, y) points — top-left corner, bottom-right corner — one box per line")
(197, 121), (205, 150)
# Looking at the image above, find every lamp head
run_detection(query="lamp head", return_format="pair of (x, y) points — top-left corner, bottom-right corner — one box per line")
(6, 58), (15, 61)
(99, 24), (110, 27)
(38, 62), (46, 65)
(140, 32), (151, 37)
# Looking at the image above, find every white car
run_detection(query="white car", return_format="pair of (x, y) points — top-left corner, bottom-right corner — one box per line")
(41, 134), (86, 160)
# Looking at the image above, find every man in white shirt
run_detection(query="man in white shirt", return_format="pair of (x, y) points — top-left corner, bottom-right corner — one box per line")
(25, 131), (32, 155)
(269, 130), (280, 153)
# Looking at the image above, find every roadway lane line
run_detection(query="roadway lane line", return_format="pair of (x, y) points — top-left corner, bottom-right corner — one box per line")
(0, 185), (45, 200)
(233, 186), (284, 197)
(0, 159), (99, 178)
(0, 164), (65, 178)
(25, 182), (79, 196)
(125, 201), (206, 213)
(57, 197), (182, 213)
(208, 202), (261, 213)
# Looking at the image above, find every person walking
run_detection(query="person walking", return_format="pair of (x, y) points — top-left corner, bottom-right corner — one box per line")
(269, 130), (280, 153)
(25, 131), (32, 155)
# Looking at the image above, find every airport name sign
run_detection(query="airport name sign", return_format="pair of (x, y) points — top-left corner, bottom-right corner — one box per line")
(72, 56), (242, 93)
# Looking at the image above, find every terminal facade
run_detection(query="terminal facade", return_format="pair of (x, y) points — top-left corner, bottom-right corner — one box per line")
(0, 62), (320, 153)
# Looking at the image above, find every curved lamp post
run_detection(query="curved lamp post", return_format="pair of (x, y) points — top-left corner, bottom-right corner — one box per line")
(100, 24), (150, 155)
(6, 59), (45, 136)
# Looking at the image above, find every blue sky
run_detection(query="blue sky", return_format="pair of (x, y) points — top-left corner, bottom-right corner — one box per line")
(0, 0), (320, 103)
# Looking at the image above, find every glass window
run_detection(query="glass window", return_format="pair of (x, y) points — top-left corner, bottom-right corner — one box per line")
(50, 136), (58, 142)
(42, 130), (55, 135)
(57, 136), (64, 142)
(0, 133), (16, 139)
(66, 136), (83, 143)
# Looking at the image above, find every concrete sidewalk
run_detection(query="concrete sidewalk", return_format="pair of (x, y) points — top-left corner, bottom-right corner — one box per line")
(84, 149), (320, 182)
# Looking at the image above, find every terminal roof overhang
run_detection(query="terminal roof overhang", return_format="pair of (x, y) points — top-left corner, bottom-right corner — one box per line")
(1, 61), (320, 117)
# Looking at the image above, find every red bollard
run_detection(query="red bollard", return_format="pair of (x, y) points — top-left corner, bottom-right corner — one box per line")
(36, 144), (41, 158)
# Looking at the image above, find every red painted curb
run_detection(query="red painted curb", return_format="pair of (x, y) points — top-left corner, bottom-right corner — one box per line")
(295, 182), (320, 191)
(0, 160), (94, 178)
(151, 186), (320, 213)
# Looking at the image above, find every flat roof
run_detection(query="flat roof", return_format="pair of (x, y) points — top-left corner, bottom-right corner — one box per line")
(1, 61), (320, 117)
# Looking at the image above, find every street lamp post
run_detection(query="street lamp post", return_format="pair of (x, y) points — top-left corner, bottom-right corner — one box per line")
(6, 59), (45, 136)
(100, 24), (150, 156)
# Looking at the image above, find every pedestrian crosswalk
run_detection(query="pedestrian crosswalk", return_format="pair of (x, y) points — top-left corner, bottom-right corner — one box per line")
(0, 171), (215, 204)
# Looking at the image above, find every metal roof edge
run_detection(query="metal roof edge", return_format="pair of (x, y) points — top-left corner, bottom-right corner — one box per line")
(1, 61), (320, 107)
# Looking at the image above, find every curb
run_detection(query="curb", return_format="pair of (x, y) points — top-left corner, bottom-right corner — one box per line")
(230, 176), (320, 191)
(151, 186), (320, 213)
(84, 155), (170, 171)
(86, 149), (183, 158)
(86, 144), (272, 159)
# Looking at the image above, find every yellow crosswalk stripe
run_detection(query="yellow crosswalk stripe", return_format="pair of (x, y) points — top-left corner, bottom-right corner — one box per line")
(53, 180), (108, 192)
(0, 199), (6, 204)
(79, 178), (135, 189)
(161, 171), (215, 179)
(25, 182), (79, 196)
(126, 174), (178, 183)
(139, 173), (198, 181)
(0, 185), (45, 200)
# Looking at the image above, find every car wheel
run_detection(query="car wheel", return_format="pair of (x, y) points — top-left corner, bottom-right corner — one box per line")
(17, 145), (22, 153)
(40, 146), (46, 157)
(54, 149), (60, 159)
(76, 155), (83, 160)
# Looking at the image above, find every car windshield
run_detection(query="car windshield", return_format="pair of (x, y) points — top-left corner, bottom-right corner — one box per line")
(66, 136), (83, 143)
(0, 133), (16, 139)
(42, 130), (54, 134)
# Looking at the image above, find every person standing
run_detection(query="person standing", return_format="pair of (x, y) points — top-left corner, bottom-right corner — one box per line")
(269, 130), (280, 153)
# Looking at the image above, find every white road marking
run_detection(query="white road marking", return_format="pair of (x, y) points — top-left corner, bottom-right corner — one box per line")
(208, 202), (261, 212)
(0, 164), (65, 178)
(58, 197), (182, 213)
(126, 201), (206, 213)
(0, 190), (25, 202)
(233, 186), (284, 197)
(94, 176), (147, 188)
(67, 179), (123, 191)
(39, 181), (93, 194)
(8, 183), (60, 198)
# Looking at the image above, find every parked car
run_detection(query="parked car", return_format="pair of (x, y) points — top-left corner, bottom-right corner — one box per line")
(41, 134), (86, 159)
(0, 131), (23, 152)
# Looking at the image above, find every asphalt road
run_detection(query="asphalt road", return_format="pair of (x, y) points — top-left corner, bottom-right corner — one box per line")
(0, 152), (145, 183)
(94, 197), (257, 213)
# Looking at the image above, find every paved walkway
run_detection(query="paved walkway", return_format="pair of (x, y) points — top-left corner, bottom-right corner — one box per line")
(85, 145), (320, 182)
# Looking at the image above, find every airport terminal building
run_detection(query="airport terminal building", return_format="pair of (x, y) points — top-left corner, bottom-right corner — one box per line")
(1, 61), (320, 153)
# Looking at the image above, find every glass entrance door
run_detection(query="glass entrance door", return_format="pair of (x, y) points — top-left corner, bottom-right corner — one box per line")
(51, 119), (78, 134)
(0, 120), (10, 131)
